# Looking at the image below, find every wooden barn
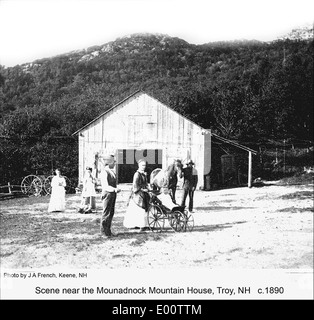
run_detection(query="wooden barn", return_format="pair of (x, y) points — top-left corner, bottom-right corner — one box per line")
(73, 90), (256, 190)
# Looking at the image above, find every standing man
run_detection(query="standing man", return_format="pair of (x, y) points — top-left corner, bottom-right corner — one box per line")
(100, 154), (121, 238)
(181, 160), (198, 212)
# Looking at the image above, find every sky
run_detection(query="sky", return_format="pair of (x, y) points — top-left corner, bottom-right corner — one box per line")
(0, 0), (313, 67)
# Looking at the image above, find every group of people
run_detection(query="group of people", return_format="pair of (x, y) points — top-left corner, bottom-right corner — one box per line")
(47, 155), (198, 239)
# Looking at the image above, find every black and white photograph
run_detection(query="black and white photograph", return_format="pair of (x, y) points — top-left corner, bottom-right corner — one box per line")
(0, 0), (313, 302)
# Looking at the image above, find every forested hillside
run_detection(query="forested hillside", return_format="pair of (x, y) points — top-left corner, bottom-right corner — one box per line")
(0, 29), (313, 185)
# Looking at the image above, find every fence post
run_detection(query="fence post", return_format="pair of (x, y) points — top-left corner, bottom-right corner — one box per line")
(248, 151), (252, 188)
(8, 182), (12, 194)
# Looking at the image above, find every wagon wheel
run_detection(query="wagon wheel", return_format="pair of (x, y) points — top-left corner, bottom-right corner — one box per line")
(21, 175), (43, 196)
(147, 205), (164, 232)
(183, 211), (194, 232)
(169, 210), (186, 232)
(43, 175), (54, 195)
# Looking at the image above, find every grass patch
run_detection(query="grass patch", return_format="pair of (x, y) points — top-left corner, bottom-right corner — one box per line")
(277, 207), (314, 213)
(277, 172), (314, 186)
(279, 191), (313, 200)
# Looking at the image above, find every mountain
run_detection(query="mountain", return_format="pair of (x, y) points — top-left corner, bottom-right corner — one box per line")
(0, 30), (313, 183)
(1, 30), (313, 134)
(277, 25), (313, 41)
(82, 33), (190, 56)
(21, 33), (191, 70)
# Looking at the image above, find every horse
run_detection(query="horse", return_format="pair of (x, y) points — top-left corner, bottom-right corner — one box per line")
(150, 159), (183, 204)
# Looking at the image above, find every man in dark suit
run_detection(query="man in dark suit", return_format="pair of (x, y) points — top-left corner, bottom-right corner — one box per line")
(180, 160), (198, 212)
(100, 154), (121, 238)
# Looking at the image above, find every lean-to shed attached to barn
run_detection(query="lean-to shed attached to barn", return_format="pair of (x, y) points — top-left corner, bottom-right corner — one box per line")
(73, 90), (256, 189)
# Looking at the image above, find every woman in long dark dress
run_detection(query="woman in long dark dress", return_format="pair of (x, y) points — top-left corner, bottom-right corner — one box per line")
(123, 159), (150, 230)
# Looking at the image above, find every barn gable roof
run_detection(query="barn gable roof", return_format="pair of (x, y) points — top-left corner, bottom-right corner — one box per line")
(72, 89), (206, 135)
(72, 89), (256, 154)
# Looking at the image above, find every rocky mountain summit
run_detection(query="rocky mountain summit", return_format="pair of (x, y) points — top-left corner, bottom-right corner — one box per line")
(19, 25), (313, 71)
(78, 33), (190, 62)
(278, 25), (313, 41)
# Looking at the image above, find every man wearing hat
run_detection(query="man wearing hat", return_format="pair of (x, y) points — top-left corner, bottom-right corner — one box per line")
(180, 160), (198, 212)
(99, 154), (121, 238)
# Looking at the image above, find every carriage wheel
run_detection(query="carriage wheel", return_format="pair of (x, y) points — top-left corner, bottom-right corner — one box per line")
(184, 211), (194, 232)
(147, 205), (164, 232)
(21, 175), (43, 196)
(169, 210), (186, 232)
(43, 175), (54, 195)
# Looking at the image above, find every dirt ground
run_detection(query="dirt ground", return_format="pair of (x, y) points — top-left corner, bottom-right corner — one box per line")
(0, 179), (313, 269)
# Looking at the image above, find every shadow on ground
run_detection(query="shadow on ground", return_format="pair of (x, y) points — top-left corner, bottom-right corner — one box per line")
(192, 220), (247, 232)
(194, 206), (254, 211)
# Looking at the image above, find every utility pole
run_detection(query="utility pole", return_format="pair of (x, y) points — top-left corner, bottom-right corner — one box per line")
(283, 139), (286, 176)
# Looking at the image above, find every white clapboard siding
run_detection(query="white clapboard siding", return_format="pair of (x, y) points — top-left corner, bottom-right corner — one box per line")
(77, 91), (211, 189)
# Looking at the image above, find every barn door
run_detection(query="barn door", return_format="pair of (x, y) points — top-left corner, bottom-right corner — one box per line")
(117, 149), (162, 183)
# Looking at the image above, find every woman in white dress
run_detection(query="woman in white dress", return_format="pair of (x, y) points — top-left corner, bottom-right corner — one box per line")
(123, 159), (150, 231)
(48, 168), (66, 212)
(78, 167), (97, 213)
